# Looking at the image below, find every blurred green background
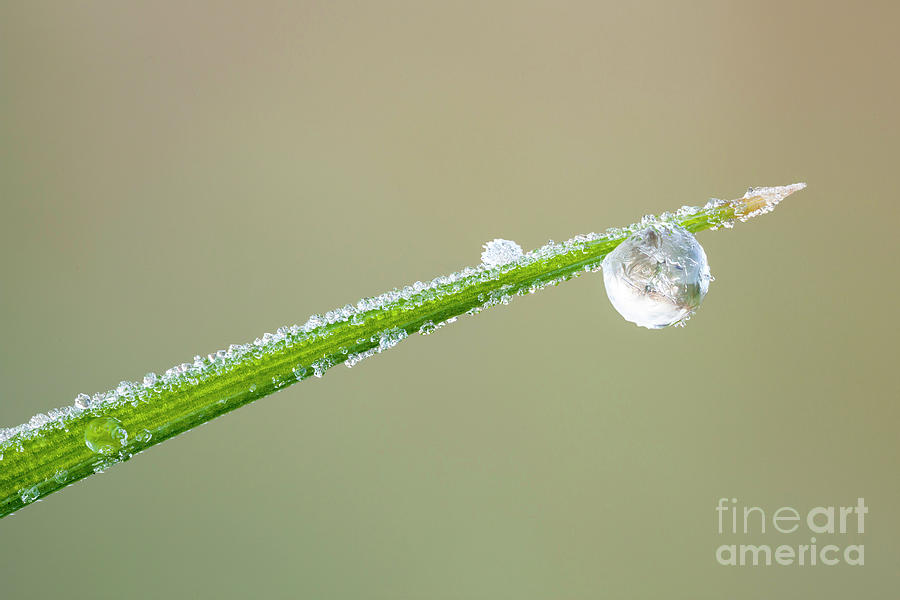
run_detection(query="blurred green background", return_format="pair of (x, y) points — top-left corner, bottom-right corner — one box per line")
(1, 1), (898, 598)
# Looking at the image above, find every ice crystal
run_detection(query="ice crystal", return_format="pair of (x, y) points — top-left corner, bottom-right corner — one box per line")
(481, 238), (524, 267)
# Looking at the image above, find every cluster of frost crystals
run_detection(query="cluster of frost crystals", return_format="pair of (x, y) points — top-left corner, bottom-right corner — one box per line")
(344, 327), (410, 370)
(481, 238), (523, 267)
(738, 183), (807, 221)
(700, 182), (806, 230)
(601, 223), (712, 329)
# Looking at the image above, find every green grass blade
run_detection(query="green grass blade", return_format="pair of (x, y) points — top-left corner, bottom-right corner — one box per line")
(0, 184), (805, 518)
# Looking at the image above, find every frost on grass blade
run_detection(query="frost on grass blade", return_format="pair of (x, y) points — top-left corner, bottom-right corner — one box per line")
(0, 233), (615, 449)
(0, 183), (804, 519)
(737, 183), (807, 222)
(0, 184), (807, 450)
(0, 184), (808, 449)
(700, 182), (807, 230)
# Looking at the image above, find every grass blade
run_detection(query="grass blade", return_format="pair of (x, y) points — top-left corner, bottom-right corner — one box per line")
(0, 184), (805, 518)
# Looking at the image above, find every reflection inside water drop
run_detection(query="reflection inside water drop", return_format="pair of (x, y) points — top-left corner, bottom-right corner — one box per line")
(601, 223), (712, 329)
(84, 417), (128, 455)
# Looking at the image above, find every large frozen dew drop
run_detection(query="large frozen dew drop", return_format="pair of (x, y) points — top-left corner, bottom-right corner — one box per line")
(481, 238), (523, 267)
(84, 417), (128, 455)
(602, 223), (712, 329)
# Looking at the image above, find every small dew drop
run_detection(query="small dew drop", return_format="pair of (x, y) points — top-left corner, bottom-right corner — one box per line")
(84, 417), (128, 455)
(53, 469), (68, 484)
(143, 372), (158, 387)
(135, 429), (152, 444)
(601, 223), (712, 329)
(481, 238), (523, 267)
(248, 384), (258, 393)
